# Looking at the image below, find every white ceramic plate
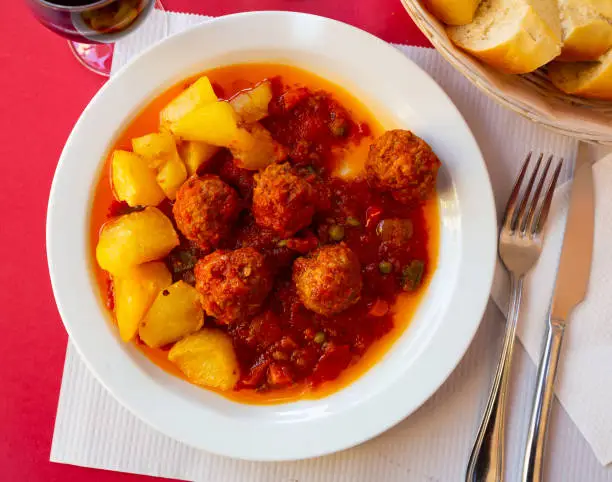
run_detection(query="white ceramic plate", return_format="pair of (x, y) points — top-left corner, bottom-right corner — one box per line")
(47, 11), (496, 460)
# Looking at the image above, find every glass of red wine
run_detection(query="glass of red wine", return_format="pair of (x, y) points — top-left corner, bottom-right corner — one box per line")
(27, 0), (167, 77)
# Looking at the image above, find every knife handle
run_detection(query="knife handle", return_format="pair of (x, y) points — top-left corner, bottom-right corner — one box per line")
(521, 318), (565, 482)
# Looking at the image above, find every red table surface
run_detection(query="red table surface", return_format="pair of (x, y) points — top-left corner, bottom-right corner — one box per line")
(0, 1), (428, 480)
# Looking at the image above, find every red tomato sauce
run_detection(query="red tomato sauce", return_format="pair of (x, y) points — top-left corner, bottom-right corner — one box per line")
(91, 63), (439, 404)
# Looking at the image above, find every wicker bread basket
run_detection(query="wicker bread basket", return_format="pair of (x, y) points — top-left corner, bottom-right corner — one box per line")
(401, 0), (612, 144)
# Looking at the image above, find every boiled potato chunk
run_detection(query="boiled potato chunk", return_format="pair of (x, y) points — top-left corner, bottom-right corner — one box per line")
(160, 76), (218, 126)
(229, 80), (273, 123)
(168, 329), (240, 391)
(139, 281), (204, 348)
(179, 141), (220, 176)
(96, 207), (179, 275)
(230, 123), (286, 170)
(169, 101), (240, 147)
(132, 132), (180, 170)
(111, 150), (165, 207)
(156, 156), (187, 200)
(114, 262), (172, 342)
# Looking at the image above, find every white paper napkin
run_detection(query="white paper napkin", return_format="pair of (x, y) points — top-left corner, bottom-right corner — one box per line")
(50, 10), (612, 480)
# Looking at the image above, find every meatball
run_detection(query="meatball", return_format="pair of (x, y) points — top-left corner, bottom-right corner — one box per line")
(293, 244), (362, 316)
(173, 175), (240, 251)
(366, 129), (441, 204)
(253, 162), (328, 238)
(194, 247), (272, 323)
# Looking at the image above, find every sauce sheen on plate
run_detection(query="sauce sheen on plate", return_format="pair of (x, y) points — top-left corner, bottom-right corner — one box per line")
(90, 63), (440, 404)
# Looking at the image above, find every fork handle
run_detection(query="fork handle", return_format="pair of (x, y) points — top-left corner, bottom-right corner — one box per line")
(466, 275), (523, 482)
(521, 319), (565, 482)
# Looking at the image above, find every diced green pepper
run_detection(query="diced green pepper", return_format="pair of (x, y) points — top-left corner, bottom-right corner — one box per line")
(346, 216), (361, 227)
(401, 260), (425, 291)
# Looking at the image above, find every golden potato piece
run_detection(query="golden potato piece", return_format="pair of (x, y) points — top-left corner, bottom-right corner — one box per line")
(179, 141), (220, 176)
(230, 123), (285, 170)
(96, 207), (179, 275)
(139, 281), (204, 348)
(168, 329), (240, 391)
(229, 80), (273, 123)
(160, 76), (218, 127)
(156, 156), (187, 200)
(132, 132), (180, 170)
(111, 150), (165, 207)
(169, 101), (240, 147)
(114, 262), (172, 342)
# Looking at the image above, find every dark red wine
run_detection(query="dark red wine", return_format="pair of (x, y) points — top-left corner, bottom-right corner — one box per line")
(42, 0), (106, 6)
(28, 0), (152, 43)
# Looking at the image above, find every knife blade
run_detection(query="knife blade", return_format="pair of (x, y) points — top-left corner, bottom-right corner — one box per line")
(550, 141), (595, 323)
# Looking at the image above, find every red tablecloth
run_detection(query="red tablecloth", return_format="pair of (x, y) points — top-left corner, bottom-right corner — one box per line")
(0, 2), (428, 480)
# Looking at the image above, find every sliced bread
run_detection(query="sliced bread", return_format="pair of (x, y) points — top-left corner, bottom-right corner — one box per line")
(557, 0), (612, 61)
(425, 0), (482, 26)
(549, 48), (612, 99)
(447, 0), (562, 74)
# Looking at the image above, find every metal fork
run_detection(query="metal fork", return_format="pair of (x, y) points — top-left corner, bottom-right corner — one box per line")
(466, 153), (563, 482)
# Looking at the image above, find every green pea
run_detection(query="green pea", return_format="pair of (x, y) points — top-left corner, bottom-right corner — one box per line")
(277, 239), (288, 247)
(379, 261), (393, 274)
(346, 216), (361, 227)
(314, 332), (326, 344)
(328, 224), (345, 241)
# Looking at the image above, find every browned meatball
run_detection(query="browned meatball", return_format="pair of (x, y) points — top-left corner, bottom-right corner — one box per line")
(366, 130), (441, 204)
(253, 162), (328, 238)
(293, 244), (362, 317)
(194, 247), (272, 323)
(173, 175), (240, 251)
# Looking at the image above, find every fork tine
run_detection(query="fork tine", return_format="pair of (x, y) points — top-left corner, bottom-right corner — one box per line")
(514, 153), (544, 230)
(531, 159), (563, 235)
(503, 152), (532, 230)
(521, 155), (553, 233)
